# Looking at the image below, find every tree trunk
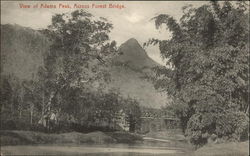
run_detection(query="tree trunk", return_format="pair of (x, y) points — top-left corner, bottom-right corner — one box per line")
(245, 104), (249, 115)
(45, 83), (67, 115)
(19, 88), (24, 119)
(42, 91), (45, 116)
(19, 109), (22, 119)
(47, 91), (55, 112)
(1, 104), (4, 113)
(10, 94), (14, 116)
(18, 98), (23, 119)
(30, 104), (34, 125)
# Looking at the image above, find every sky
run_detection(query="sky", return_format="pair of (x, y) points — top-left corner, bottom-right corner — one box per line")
(1, 1), (207, 65)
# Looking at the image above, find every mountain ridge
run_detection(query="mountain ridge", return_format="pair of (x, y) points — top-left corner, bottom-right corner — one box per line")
(1, 24), (167, 108)
(109, 38), (167, 108)
(114, 38), (160, 71)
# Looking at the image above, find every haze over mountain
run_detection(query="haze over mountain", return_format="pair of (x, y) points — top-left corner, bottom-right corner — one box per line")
(1, 24), (167, 108)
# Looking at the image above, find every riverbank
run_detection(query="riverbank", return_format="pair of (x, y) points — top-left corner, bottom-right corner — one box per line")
(1, 144), (183, 156)
(0, 130), (142, 146)
(193, 141), (249, 156)
(2, 141), (248, 156)
(1, 130), (248, 156)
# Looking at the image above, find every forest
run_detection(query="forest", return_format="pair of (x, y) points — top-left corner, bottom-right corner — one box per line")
(1, 10), (141, 133)
(1, 1), (249, 147)
(145, 1), (249, 146)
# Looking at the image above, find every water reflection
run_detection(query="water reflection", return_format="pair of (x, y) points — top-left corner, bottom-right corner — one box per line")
(2, 140), (189, 155)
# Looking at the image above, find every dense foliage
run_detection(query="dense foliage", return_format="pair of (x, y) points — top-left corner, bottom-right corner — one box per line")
(39, 10), (118, 115)
(1, 10), (141, 133)
(146, 1), (249, 146)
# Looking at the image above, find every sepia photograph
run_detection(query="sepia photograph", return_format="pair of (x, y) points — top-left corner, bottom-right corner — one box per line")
(0, 1), (249, 155)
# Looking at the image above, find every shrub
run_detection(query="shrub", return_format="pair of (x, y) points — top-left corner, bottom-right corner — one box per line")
(186, 111), (249, 146)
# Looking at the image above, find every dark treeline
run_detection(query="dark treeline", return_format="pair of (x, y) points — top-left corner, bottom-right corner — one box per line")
(1, 75), (141, 133)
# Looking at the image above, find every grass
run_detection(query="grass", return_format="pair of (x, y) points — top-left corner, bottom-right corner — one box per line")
(0, 130), (142, 146)
(143, 130), (249, 156)
(3, 142), (247, 156)
(153, 141), (249, 156)
(106, 131), (143, 143)
(193, 141), (249, 156)
(1, 130), (248, 156)
(145, 129), (186, 141)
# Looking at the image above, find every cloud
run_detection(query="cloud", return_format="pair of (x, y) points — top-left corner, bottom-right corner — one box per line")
(124, 12), (144, 23)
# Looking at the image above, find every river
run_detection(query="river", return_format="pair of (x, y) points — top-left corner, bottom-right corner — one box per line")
(1, 138), (191, 155)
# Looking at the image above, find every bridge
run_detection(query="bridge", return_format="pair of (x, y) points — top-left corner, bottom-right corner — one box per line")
(139, 108), (180, 133)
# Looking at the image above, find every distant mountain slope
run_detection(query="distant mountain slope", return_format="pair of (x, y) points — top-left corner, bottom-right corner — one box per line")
(1, 24), (167, 108)
(1, 24), (49, 80)
(109, 38), (168, 108)
(114, 38), (160, 70)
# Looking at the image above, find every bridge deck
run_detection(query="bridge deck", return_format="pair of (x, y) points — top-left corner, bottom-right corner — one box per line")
(140, 117), (179, 120)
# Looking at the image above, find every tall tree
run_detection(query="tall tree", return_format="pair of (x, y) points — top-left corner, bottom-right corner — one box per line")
(146, 1), (249, 146)
(40, 10), (117, 123)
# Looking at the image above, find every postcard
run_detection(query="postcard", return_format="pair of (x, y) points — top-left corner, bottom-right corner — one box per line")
(1, 1), (249, 155)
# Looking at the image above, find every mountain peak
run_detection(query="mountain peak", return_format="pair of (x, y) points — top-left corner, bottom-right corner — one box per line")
(110, 38), (166, 108)
(125, 38), (140, 45)
(114, 38), (160, 70)
(120, 38), (141, 51)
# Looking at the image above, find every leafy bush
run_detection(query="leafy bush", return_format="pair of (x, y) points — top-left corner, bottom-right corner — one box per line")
(186, 111), (249, 146)
(148, 1), (249, 146)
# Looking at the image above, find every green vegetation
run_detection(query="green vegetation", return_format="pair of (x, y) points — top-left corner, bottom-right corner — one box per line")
(146, 1), (249, 146)
(37, 9), (118, 128)
(1, 3), (249, 155)
(1, 24), (50, 129)
(106, 131), (142, 143)
(145, 129), (186, 141)
(1, 24), (49, 80)
(0, 130), (142, 146)
(1, 10), (141, 133)
(194, 141), (249, 156)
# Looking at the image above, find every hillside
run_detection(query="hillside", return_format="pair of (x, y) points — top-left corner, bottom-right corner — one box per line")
(109, 38), (168, 108)
(114, 38), (160, 70)
(1, 24), (49, 80)
(1, 24), (167, 108)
